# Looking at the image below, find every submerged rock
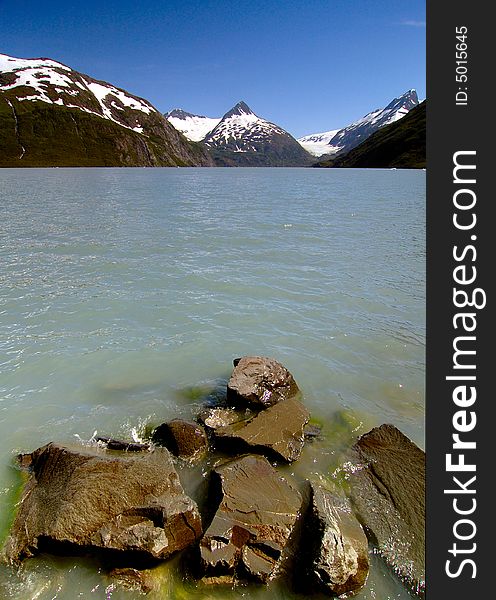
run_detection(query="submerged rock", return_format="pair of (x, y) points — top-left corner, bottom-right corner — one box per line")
(303, 483), (369, 596)
(347, 424), (425, 597)
(109, 567), (156, 594)
(3, 442), (202, 565)
(152, 419), (208, 461)
(227, 356), (300, 408)
(199, 454), (302, 584)
(197, 406), (249, 431)
(303, 423), (322, 441)
(214, 397), (309, 463)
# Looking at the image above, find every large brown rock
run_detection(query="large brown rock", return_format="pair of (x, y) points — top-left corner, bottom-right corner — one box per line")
(199, 455), (302, 584)
(214, 397), (309, 463)
(152, 419), (208, 461)
(227, 356), (300, 408)
(3, 443), (202, 565)
(347, 424), (425, 597)
(304, 483), (369, 596)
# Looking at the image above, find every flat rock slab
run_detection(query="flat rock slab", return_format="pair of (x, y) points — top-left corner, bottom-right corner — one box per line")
(227, 356), (300, 408)
(3, 442), (202, 564)
(214, 397), (309, 463)
(152, 419), (208, 461)
(348, 424), (425, 597)
(199, 455), (302, 584)
(198, 407), (250, 430)
(305, 483), (369, 596)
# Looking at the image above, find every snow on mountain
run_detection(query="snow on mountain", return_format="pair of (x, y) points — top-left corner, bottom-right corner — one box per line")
(297, 129), (341, 156)
(165, 109), (220, 142)
(299, 90), (419, 157)
(204, 101), (290, 151)
(202, 101), (312, 166)
(0, 53), (214, 167)
(0, 53), (156, 133)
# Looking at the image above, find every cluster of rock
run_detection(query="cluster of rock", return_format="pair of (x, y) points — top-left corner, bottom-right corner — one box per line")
(1, 356), (425, 598)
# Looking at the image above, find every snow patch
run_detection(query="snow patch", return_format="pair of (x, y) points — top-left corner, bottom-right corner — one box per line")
(85, 81), (154, 119)
(298, 129), (340, 156)
(0, 53), (71, 72)
(167, 114), (221, 141)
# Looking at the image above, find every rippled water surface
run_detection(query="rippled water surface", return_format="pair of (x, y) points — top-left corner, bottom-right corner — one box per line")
(0, 167), (425, 599)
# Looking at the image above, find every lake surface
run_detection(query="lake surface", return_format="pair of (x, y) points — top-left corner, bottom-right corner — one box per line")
(0, 167), (425, 599)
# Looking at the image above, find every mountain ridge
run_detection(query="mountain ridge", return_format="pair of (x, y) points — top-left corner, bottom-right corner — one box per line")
(0, 53), (213, 167)
(1, 53), (423, 168)
(314, 101), (426, 169)
(298, 90), (419, 157)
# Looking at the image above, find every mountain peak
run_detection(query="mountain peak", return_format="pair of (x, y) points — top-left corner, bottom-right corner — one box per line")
(298, 88), (420, 158)
(384, 89), (419, 112)
(223, 101), (255, 119)
(166, 108), (201, 120)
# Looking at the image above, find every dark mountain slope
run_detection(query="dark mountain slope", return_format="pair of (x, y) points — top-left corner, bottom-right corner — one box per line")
(315, 101), (426, 169)
(0, 53), (213, 167)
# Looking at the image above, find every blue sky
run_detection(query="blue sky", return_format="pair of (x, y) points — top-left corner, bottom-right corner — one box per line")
(1, 0), (425, 137)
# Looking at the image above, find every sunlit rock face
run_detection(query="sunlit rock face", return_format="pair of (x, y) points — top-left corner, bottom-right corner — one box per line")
(198, 454), (303, 584)
(3, 442), (202, 564)
(348, 424), (425, 597)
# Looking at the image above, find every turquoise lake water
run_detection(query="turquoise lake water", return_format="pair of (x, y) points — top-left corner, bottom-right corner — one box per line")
(0, 167), (425, 599)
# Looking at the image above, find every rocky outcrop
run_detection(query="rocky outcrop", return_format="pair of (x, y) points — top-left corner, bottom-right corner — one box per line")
(152, 419), (208, 461)
(227, 356), (300, 408)
(3, 443), (202, 565)
(199, 455), (302, 584)
(347, 424), (425, 597)
(214, 397), (309, 463)
(1, 354), (426, 600)
(303, 483), (369, 596)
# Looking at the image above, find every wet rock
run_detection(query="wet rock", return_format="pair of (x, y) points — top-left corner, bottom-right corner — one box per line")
(304, 483), (369, 596)
(95, 436), (150, 452)
(197, 407), (249, 431)
(199, 454), (302, 584)
(3, 442), (202, 565)
(227, 356), (300, 408)
(152, 419), (208, 461)
(109, 568), (155, 593)
(347, 424), (425, 597)
(214, 397), (309, 463)
(17, 452), (34, 470)
(303, 423), (322, 441)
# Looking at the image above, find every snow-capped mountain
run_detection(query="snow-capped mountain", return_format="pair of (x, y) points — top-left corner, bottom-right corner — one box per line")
(0, 53), (212, 167)
(315, 101), (426, 169)
(297, 129), (341, 156)
(0, 53), (158, 132)
(165, 109), (220, 142)
(202, 101), (312, 166)
(299, 90), (419, 157)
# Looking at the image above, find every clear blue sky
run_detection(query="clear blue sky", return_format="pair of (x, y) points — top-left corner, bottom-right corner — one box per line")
(1, 0), (425, 137)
